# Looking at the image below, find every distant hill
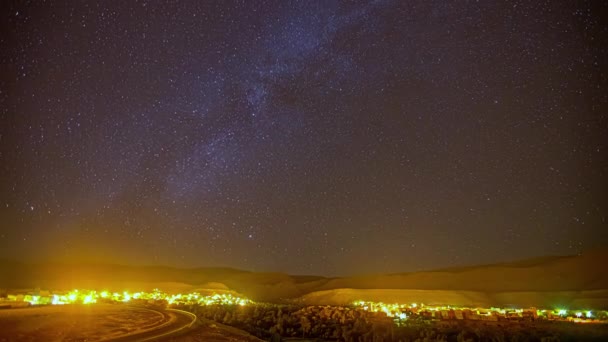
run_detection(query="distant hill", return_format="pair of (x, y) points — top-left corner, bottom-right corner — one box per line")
(426, 254), (573, 272)
(1, 250), (607, 308)
(0, 260), (325, 301)
(314, 251), (608, 293)
(298, 251), (608, 309)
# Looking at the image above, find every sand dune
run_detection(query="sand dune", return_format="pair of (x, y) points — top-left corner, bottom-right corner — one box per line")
(296, 288), (494, 307)
(314, 251), (608, 293)
(297, 288), (608, 309)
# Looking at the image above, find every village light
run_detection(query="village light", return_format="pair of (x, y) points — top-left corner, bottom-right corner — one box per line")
(83, 294), (95, 304)
(27, 296), (40, 305)
(586, 311), (592, 318)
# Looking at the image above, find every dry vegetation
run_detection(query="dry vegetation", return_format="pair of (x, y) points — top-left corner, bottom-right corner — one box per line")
(183, 303), (608, 342)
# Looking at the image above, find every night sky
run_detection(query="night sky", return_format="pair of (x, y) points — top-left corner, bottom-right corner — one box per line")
(1, 1), (606, 276)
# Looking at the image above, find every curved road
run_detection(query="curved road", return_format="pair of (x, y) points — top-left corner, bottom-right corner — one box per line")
(110, 308), (197, 342)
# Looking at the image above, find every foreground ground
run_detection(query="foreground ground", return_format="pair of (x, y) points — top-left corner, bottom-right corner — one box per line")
(165, 318), (263, 342)
(0, 304), (263, 342)
(2, 303), (608, 341)
(0, 304), (192, 341)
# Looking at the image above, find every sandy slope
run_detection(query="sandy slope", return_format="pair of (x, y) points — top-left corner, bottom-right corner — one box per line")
(314, 251), (608, 293)
(296, 288), (493, 307)
(296, 288), (608, 309)
(295, 251), (608, 308)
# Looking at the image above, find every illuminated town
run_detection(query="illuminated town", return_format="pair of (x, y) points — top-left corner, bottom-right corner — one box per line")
(0, 288), (251, 308)
(1, 288), (605, 326)
(351, 300), (606, 325)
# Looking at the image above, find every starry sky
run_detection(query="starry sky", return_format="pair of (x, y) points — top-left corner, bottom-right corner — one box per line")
(1, 1), (606, 276)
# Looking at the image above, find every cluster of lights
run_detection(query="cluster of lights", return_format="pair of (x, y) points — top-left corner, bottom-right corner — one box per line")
(51, 289), (99, 305)
(8, 291), (602, 325)
(353, 301), (600, 323)
(353, 301), (416, 319)
(558, 309), (592, 318)
(165, 292), (250, 306)
(13, 289), (251, 307)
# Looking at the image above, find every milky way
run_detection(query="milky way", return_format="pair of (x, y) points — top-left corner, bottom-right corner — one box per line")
(1, 1), (606, 275)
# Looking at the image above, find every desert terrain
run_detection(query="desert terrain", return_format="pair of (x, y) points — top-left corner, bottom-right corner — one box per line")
(2, 250), (607, 308)
(1, 251), (607, 341)
(0, 304), (170, 341)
